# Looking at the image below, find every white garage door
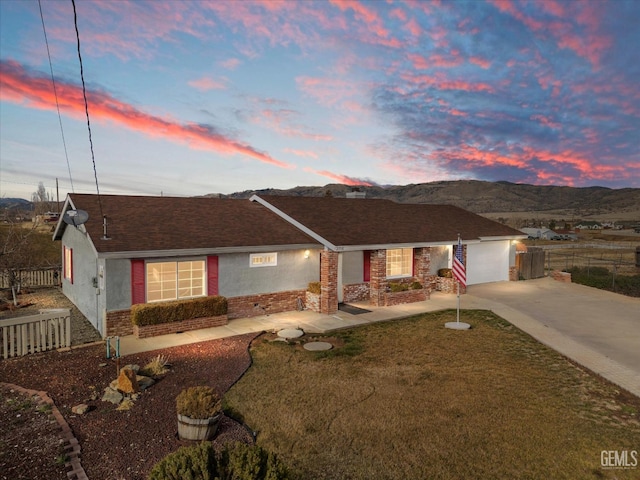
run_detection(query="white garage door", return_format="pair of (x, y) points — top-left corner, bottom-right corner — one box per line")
(466, 241), (510, 285)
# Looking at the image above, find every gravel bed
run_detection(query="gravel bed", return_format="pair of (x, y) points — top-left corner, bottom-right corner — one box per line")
(0, 289), (259, 480)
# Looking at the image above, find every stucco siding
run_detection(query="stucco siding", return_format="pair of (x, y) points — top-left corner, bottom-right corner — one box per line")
(341, 251), (364, 284)
(61, 226), (101, 331)
(218, 249), (320, 297)
(429, 246), (451, 273)
(104, 258), (132, 311)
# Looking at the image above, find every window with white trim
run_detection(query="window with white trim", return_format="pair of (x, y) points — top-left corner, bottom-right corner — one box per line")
(386, 248), (412, 278)
(250, 252), (277, 267)
(146, 260), (205, 302)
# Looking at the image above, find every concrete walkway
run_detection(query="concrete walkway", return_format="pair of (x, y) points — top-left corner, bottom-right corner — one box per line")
(119, 277), (640, 398)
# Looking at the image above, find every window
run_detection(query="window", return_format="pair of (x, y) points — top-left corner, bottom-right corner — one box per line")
(250, 252), (277, 267)
(146, 260), (205, 302)
(386, 248), (412, 278)
(63, 246), (73, 283)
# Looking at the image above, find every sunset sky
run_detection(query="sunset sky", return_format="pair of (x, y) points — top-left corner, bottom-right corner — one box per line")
(1, 0), (639, 201)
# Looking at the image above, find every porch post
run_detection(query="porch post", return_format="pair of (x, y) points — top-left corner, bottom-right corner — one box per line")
(369, 249), (387, 307)
(320, 249), (339, 314)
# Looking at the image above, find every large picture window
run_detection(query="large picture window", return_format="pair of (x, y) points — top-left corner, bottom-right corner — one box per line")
(146, 260), (205, 302)
(386, 248), (412, 278)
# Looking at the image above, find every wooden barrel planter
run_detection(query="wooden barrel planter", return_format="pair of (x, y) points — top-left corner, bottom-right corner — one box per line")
(177, 413), (221, 441)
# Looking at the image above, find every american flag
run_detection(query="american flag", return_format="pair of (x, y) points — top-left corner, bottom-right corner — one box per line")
(452, 236), (466, 287)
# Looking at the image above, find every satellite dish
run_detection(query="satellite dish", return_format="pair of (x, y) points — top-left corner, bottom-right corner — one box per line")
(63, 209), (89, 227)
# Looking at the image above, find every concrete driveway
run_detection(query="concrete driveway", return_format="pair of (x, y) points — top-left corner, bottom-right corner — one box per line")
(464, 277), (640, 397)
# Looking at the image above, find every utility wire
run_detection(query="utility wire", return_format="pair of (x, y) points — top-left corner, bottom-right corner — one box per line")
(38, 0), (75, 194)
(71, 0), (104, 218)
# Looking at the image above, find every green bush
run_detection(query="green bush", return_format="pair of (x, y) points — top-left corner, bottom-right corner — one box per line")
(176, 386), (222, 419)
(131, 296), (227, 326)
(218, 442), (290, 480)
(307, 281), (321, 295)
(148, 442), (291, 480)
(388, 282), (409, 293)
(568, 267), (640, 297)
(148, 442), (217, 480)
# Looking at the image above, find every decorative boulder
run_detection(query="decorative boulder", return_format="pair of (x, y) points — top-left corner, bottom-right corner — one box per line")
(116, 367), (140, 394)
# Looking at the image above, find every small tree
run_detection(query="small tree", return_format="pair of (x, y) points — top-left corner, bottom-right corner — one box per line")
(31, 182), (55, 217)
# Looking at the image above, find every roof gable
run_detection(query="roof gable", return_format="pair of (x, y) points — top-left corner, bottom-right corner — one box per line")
(57, 194), (319, 254)
(253, 195), (524, 247)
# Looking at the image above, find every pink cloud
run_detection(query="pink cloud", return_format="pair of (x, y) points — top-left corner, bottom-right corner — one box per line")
(0, 60), (291, 169)
(220, 58), (241, 70)
(284, 148), (319, 159)
(306, 167), (376, 186)
(188, 77), (227, 91)
(329, 0), (402, 48)
(469, 57), (491, 69)
(402, 72), (495, 93)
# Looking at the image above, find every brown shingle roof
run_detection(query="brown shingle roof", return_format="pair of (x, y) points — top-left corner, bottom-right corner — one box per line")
(62, 194), (319, 254)
(255, 195), (523, 246)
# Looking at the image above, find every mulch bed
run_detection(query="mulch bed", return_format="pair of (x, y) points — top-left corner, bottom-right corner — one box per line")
(0, 334), (259, 480)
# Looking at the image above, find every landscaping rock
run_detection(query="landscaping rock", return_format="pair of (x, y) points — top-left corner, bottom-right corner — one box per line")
(116, 367), (139, 394)
(102, 387), (123, 405)
(72, 403), (89, 415)
(136, 375), (155, 391)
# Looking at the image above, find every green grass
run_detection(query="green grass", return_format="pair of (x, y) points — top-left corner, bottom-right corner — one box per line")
(226, 310), (640, 480)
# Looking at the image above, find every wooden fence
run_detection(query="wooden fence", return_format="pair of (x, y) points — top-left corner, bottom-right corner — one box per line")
(0, 309), (71, 359)
(0, 267), (60, 289)
(516, 248), (545, 280)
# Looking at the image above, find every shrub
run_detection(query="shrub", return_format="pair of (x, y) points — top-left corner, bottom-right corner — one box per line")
(176, 386), (222, 419)
(410, 281), (423, 290)
(148, 442), (217, 480)
(307, 281), (321, 295)
(139, 354), (170, 377)
(218, 442), (291, 480)
(148, 442), (291, 480)
(388, 282), (409, 292)
(438, 268), (452, 278)
(131, 296), (227, 326)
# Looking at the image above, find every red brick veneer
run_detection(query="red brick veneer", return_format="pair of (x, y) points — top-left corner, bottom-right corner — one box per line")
(343, 283), (370, 303)
(133, 315), (228, 338)
(105, 309), (134, 337)
(226, 290), (307, 319)
(384, 288), (429, 306)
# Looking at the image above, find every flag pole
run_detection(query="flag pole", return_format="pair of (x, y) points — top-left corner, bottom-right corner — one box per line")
(445, 233), (470, 330)
(456, 233), (461, 324)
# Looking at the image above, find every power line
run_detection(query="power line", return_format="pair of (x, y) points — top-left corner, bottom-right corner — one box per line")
(38, 0), (75, 194)
(71, 0), (103, 218)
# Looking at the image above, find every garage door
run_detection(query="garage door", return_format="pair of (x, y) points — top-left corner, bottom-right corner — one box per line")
(466, 241), (510, 285)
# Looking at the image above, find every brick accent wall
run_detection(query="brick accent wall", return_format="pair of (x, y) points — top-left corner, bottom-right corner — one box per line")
(320, 250), (339, 314)
(435, 277), (466, 294)
(133, 315), (227, 338)
(413, 247), (431, 287)
(509, 266), (519, 281)
(343, 283), (370, 303)
(369, 250), (387, 307)
(105, 309), (133, 338)
(552, 270), (572, 283)
(384, 288), (428, 306)
(227, 290), (306, 319)
(305, 291), (320, 312)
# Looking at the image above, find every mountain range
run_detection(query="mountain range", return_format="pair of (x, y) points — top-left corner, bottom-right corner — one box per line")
(212, 180), (640, 218)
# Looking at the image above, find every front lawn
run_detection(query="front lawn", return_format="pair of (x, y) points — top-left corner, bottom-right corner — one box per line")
(226, 310), (640, 479)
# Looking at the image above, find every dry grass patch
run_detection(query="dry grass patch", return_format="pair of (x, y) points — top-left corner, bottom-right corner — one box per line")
(226, 310), (640, 480)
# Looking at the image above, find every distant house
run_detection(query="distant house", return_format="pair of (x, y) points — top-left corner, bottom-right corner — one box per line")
(520, 227), (559, 240)
(53, 194), (525, 337)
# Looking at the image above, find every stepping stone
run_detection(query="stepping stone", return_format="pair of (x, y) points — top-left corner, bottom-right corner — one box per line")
(304, 341), (333, 351)
(277, 328), (304, 339)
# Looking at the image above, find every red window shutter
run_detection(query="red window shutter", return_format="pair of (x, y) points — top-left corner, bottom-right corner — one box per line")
(69, 248), (73, 284)
(131, 259), (145, 305)
(363, 250), (371, 282)
(207, 256), (219, 296)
